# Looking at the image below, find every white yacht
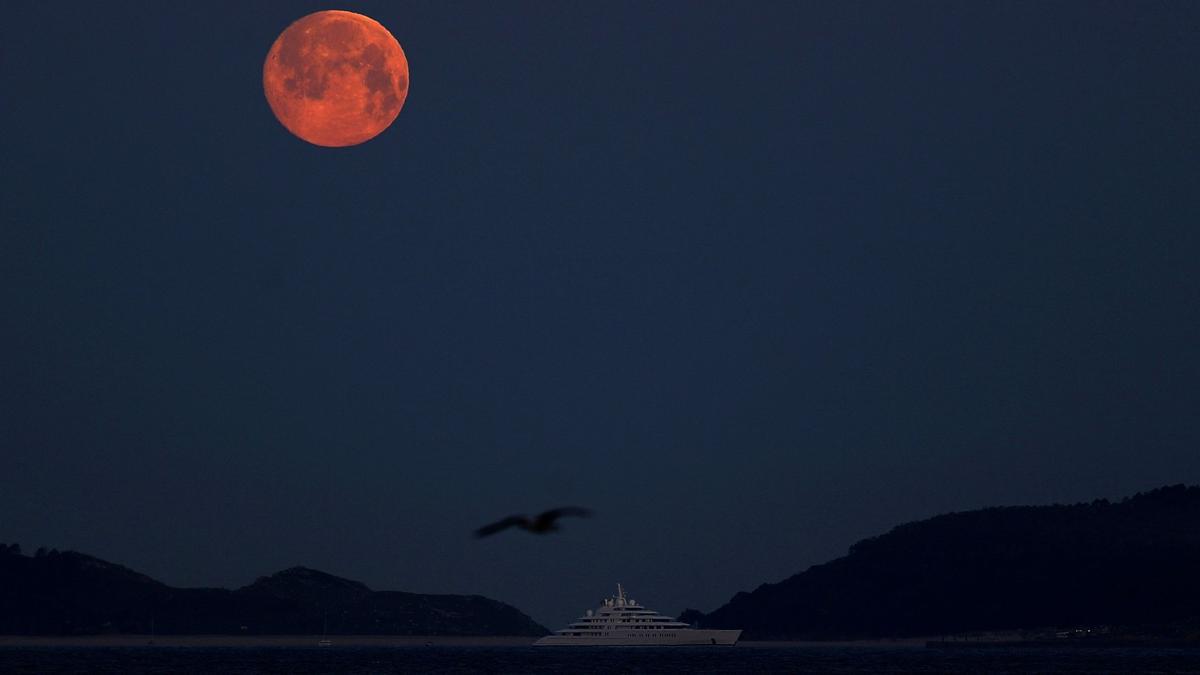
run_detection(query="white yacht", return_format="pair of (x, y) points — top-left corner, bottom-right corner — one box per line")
(535, 584), (741, 646)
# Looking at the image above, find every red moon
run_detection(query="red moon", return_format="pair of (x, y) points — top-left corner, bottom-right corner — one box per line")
(263, 11), (409, 147)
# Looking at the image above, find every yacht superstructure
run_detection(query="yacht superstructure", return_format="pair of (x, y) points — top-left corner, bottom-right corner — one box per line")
(534, 584), (741, 646)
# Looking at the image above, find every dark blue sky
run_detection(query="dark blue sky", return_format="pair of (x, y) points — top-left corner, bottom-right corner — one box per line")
(2, 1), (1198, 627)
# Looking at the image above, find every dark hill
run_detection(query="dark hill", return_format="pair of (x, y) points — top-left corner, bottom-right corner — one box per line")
(698, 485), (1200, 639)
(0, 545), (546, 636)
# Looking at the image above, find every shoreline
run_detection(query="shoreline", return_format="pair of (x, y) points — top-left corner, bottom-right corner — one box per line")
(0, 635), (541, 648)
(0, 636), (929, 648)
(927, 638), (1200, 649)
(3, 635), (1194, 649)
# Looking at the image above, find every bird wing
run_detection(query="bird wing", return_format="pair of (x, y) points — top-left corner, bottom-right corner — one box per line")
(537, 506), (594, 526)
(474, 515), (529, 538)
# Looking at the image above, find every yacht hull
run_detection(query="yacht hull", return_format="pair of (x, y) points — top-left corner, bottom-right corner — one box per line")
(534, 629), (741, 646)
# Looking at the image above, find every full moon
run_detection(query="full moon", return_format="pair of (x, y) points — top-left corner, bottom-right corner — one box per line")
(263, 10), (409, 147)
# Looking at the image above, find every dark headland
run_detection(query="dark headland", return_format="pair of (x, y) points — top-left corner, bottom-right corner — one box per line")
(692, 484), (1200, 644)
(0, 549), (546, 637)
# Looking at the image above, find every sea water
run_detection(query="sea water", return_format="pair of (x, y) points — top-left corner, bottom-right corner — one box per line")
(1, 645), (1198, 674)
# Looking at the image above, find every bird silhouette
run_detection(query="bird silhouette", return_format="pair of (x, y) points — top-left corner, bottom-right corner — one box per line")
(474, 507), (593, 538)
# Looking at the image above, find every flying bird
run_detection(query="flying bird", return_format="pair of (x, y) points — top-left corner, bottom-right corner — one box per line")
(474, 507), (594, 538)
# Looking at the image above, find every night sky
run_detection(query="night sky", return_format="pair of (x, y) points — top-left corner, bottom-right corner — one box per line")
(2, 2), (1198, 628)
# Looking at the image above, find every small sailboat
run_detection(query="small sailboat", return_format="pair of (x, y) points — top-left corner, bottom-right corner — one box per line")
(317, 613), (332, 646)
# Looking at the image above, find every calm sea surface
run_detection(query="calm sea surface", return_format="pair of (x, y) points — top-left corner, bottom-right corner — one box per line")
(2, 645), (1199, 674)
